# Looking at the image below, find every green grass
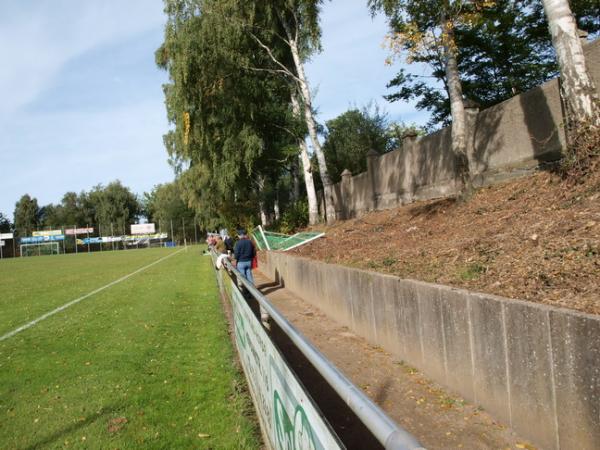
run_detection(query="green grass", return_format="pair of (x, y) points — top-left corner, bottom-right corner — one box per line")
(457, 262), (487, 281)
(0, 248), (183, 336)
(0, 247), (260, 449)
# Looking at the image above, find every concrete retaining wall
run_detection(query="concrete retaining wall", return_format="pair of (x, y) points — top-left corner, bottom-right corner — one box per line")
(331, 40), (600, 219)
(260, 251), (600, 450)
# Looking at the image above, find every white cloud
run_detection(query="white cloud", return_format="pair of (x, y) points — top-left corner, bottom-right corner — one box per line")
(305, 0), (432, 125)
(0, 1), (170, 215)
(1, 99), (172, 212)
(0, 0), (165, 116)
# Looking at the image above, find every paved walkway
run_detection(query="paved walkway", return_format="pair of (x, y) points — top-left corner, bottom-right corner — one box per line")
(254, 270), (533, 450)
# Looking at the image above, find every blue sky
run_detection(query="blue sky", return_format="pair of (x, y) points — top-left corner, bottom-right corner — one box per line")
(0, 0), (428, 219)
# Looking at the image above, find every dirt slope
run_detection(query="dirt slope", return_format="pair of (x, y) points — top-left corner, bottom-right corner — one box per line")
(292, 169), (600, 315)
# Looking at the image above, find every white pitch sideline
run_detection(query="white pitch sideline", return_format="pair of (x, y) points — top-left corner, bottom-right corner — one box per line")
(0, 248), (186, 342)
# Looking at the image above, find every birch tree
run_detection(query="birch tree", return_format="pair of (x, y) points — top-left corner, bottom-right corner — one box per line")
(282, 7), (337, 223)
(374, 0), (576, 129)
(157, 0), (299, 227)
(541, 0), (600, 127)
(292, 93), (320, 224)
(441, 9), (472, 196)
(243, 1), (337, 222)
(370, 0), (494, 199)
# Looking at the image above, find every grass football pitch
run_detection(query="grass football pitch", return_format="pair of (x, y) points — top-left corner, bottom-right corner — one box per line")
(0, 247), (260, 449)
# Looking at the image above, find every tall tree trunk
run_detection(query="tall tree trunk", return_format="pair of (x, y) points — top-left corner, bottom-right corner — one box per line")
(542, 0), (600, 127)
(299, 141), (320, 225)
(257, 175), (269, 227)
(288, 37), (337, 223)
(443, 17), (473, 199)
(274, 195), (281, 221)
(292, 157), (301, 202)
(259, 205), (268, 227)
(291, 93), (320, 225)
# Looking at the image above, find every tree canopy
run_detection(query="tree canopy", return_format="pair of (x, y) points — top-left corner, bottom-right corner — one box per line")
(156, 0), (302, 228)
(88, 181), (141, 232)
(0, 213), (12, 233)
(149, 0), (600, 225)
(371, 0), (599, 129)
(321, 105), (420, 181)
(13, 195), (40, 236)
(144, 181), (195, 230)
(11, 182), (141, 235)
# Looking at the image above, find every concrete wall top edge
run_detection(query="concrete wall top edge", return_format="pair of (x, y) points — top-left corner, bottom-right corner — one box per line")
(584, 37), (600, 53)
(267, 250), (600, 322)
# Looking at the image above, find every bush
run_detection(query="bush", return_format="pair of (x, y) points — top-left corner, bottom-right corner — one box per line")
(560, 122), (600, 179)
(277, 201), (309, 234)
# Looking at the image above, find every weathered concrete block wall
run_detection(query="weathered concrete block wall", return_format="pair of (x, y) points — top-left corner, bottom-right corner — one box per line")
(260, 251), (600, 450)
(331, 40), (600, 219)
(586, 39), (600, 85)
(347, 172), (371, 214)
(471, 78), (566, 175)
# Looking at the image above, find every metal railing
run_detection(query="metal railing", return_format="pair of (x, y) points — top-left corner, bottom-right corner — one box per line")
(214, 251), (425, 450)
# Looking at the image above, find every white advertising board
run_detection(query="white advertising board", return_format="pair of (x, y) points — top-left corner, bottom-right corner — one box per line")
(0, 233), (13, 240)
(101, 236), (123, 243)
(131, 223), (155, 235)
(21, 235), (64, 244)
(65, 227), (94, 236)
(226, 277), (342, 450)
(32, 229), (62, 237)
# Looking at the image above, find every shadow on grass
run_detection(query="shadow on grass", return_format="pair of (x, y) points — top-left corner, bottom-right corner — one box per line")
(23, 403), (121, 450)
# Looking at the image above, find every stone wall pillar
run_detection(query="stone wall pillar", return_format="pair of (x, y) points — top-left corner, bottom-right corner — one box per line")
(366, 149), (379, 211)
(401, 131), (418, 202)
(341, 169), (352, 219)
(464, 99), (481, 176)
(402, 131), (418, 151)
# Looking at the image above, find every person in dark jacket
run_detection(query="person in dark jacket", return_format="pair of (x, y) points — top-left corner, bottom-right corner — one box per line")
(224, 235), (234, 254)
(233, 229), (256, 284)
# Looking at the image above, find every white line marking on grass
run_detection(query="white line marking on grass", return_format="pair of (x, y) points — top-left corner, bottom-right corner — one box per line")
(0, 248), (186, 342)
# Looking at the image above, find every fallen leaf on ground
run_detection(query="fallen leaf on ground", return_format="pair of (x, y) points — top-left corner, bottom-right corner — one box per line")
(516, 443), (536, 449)
(108, 417), (128, 433)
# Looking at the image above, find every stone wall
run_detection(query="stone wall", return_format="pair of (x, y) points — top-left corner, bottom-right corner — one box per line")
(330, 39), (600, 219)
(260, 251), (600, 450)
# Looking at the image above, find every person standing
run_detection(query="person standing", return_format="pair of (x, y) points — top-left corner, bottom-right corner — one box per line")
(224, 234), (234, 255)
(233, 228), (256, 284)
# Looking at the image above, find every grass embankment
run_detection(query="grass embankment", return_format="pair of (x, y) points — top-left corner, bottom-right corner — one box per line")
(0, 247), (260, 449)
